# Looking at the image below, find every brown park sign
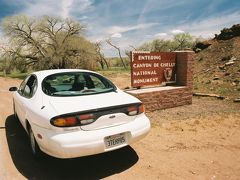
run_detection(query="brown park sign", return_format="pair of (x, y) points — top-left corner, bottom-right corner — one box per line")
(130, 51), (176, 88)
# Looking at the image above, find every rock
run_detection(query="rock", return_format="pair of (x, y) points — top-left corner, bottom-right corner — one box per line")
(215, 24), (240, 40)
(224, 72), (230, 76)
(218, 65), (225, 70)
(221, 56), (231, 61)
(206, 80), (211, 84)
(205, 69), (211, 73)
(230, 56), (237, 61)
(233, 98), (240, 103)
(195, 48), (202, 53)
(225, 61), (235, 66)
(222, 56), (237, 62)
(193, 92), (225, 100)
(213, 76), (220, 80)
(233, 79), (239, 84)
(198, 56), (203, 61)
(211, 175), (216, 180)
(193, 41), (212, 52)
(189, 170), (196, 174)
(225, 97), (230, 100)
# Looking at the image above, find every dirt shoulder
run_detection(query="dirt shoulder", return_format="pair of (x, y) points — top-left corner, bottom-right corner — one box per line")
(0, 77), (240, 179)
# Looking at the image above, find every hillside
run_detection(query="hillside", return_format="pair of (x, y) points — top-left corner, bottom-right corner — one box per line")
(194, 24), (240, 101)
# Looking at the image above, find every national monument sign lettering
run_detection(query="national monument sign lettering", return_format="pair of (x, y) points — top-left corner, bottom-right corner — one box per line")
(130, 51), (176, 88)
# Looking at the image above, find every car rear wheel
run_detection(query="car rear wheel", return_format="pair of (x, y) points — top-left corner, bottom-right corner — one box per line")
(13, 100), (17, 118)
(29, 127), (42, 158)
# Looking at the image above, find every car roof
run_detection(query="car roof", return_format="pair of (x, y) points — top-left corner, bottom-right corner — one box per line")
(32, 69), (99, 80)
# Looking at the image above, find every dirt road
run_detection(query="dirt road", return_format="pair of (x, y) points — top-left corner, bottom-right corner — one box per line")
(0, 77), (240, 180)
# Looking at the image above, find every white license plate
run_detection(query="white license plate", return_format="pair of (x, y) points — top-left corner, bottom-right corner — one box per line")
(104, 133), (126, 149)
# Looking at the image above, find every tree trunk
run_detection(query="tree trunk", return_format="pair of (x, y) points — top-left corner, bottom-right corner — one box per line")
(118, 49), (126, 69)
(106, 39), (126, 69)
(102, 57), (109, 69)
(99, 60), (104, 69)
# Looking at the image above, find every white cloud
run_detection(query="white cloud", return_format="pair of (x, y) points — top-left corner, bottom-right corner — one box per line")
(20, 0), (93, 19)
(107, 23), (158, 35)
(79, 16), (88, 20)
(70, 0), (94, 15)
(23, 0), (61, 17)
(77, 0), (93, 12)
(61, 0), (73, 19)
(103, 38), (135, 56)
(154, 33), (167, 37)
(111, 33), (122, 38)
(177, 11), (240, 38)
(1, 0), (240, 57)
(171, 29), (185, 34)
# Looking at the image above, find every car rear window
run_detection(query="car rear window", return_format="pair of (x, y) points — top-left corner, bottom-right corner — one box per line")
(42, 72), (116, 96)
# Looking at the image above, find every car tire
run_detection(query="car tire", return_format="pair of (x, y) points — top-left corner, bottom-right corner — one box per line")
(29, 126), (42, 158)
(13, 100), (17, 119)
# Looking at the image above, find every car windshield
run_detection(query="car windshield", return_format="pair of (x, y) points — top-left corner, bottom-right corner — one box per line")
(42, 72), (116, 96)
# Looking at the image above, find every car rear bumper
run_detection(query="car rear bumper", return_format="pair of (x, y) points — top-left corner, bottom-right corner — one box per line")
(31, 114), (150, 158)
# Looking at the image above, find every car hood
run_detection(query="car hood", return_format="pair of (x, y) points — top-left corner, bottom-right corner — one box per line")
(43, 91), (141, 116)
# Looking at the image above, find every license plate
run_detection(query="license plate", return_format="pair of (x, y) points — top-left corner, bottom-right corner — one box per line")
(104, 133), (126, 149)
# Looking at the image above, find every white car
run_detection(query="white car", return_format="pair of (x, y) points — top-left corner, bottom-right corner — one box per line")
(9, 69), (150, 159)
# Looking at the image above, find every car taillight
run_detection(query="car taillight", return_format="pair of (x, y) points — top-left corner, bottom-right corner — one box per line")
(127, 104), (145, 116)
(51, 103), (145, 127)
(52, 116), (78, 127)
(79, 113), (96, 125)
(138, 104), (145, 113)
(51, 113), (97, 127)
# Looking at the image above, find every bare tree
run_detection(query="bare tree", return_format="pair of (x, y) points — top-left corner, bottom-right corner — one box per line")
(1, 15), (97, 70)
(106, 38), (127, 69)
(173, 33), (194, 50)
(136, 33), (195, 52)
(129, 45), (137, 51)
(125, 45), (136, 59)
(95, 41), (109, 69)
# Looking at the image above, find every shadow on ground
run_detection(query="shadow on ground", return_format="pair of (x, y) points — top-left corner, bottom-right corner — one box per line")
(5, 115), (139, 180)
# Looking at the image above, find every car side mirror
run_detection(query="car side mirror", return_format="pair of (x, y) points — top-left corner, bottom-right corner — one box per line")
(9, 87), (18, 91)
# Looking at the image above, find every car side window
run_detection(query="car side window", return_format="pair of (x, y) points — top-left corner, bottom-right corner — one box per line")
(18, 76), (30, 96)
(89, 75), (105, 89)
(32, 78), (38, 96)
(19, 75), (38, 98)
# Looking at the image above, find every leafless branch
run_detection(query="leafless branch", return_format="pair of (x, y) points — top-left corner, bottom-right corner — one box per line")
(106, 38), (126, 69)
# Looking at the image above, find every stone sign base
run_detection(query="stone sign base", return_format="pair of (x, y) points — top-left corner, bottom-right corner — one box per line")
(126, 86), (192, 112)
(127, 51), (194, 112)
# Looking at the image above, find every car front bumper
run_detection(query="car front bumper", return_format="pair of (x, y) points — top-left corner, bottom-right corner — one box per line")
(31, 114), (150, 158)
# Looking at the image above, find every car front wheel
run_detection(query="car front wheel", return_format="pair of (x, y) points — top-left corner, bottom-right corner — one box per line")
(29, 127), (42, 158)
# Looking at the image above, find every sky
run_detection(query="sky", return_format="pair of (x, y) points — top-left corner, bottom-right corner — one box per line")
(0, 0), (240, 57)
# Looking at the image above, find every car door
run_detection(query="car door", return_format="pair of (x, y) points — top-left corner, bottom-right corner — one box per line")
(15, 75), (38, 129)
